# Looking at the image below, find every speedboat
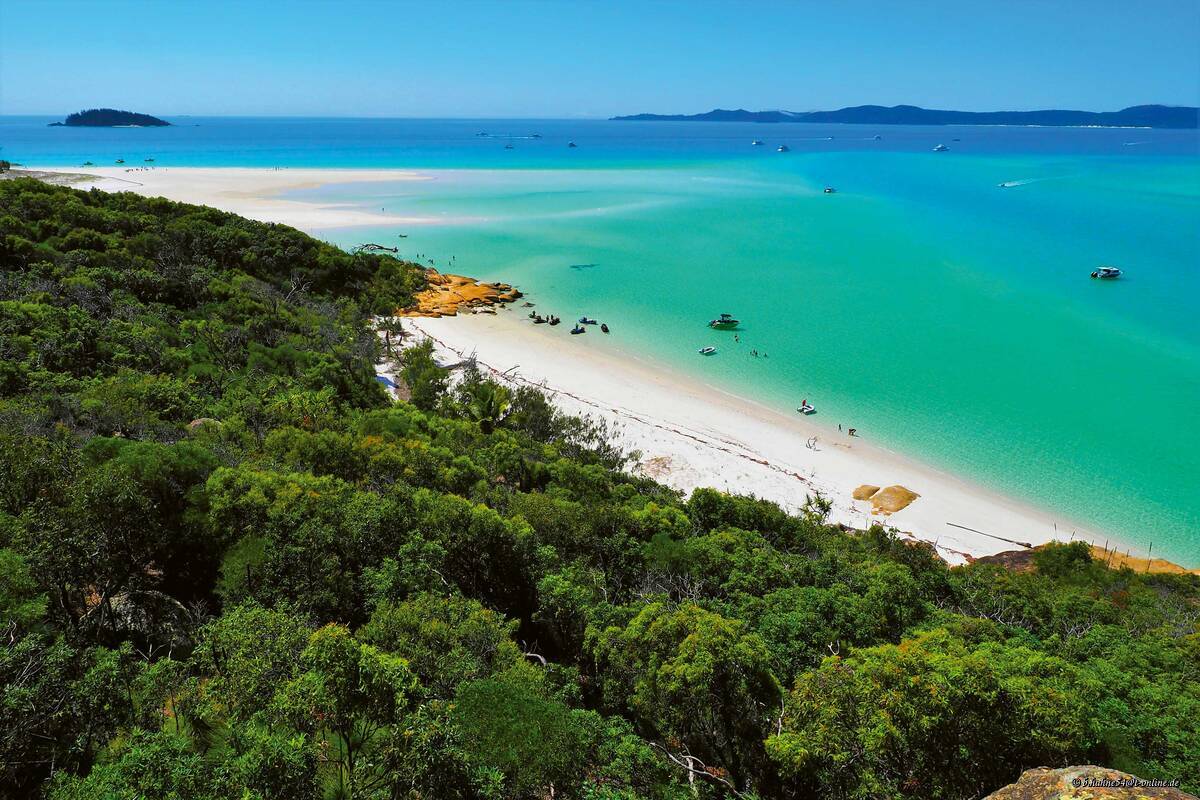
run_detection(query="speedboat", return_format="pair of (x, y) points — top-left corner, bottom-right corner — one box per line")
(504, 143), (514, 150)
(823, 186), (836, 194)
(872, 135), (882, 141)
(1091, 266), (1122, 279)
(932, 144), (949, 152)
(568, 141), (577, 148)
(777, 145), (790, 153)
(570, 325), (586, 334)
(531, 133), (542, 138)
(752, 139), (764, 146)
(698, 346), (717, 356)
(708, 313), (740, 330)
(144, 157), (155, 162)
(115, 159), (125, 164)
(578, 316), (598, 325)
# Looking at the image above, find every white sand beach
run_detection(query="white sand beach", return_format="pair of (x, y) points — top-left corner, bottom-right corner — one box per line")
(46, 165), (1117, 564)
(36, 167), (436, 229)
(393, 311), (1110, 565)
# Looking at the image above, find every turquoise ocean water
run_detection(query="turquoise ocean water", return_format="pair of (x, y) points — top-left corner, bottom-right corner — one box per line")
(4, 116), (1198, 563)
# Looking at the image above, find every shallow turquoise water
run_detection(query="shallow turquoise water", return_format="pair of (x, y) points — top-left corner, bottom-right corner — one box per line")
(4, 116), (1197, 563)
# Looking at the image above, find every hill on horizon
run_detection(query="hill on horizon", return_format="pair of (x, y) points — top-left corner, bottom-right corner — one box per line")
(612, 103), (1199, 129)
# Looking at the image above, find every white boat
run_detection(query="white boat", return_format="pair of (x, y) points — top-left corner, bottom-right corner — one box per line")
(1091, 266), (1122, 279)
(752, 139), (764, 146)
(708, 313), (739, 329)
(777, 144), (790, 152)
(823, 186), (836, 194)
(698, 346), (717, 356)
(932, 143), (949, 152)
(797, 402), (815, 415)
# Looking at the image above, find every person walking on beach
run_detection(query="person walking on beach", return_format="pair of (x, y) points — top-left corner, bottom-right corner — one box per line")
(838, 423), (842, 433)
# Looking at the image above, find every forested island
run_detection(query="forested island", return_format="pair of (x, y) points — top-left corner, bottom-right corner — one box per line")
(1, 178), (1197, 799)
(613, 104), (1200, 128)
(48, 108), (171, 127)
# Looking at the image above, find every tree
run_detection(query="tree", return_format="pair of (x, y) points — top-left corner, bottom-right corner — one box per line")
(399, 340), (448, 412)
(766, 630), (1100, 799)
(271, 624), (416, 798)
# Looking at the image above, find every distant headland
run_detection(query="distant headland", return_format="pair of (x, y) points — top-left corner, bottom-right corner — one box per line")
(612, 104), (1199, 129)
(48, 109), (171, 127)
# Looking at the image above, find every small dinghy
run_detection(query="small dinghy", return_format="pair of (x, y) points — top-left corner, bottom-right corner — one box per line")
(796, 401), (816, 415)
(698, 346), (717, 356)
(578, 316), (598, 325)
(571, 325), (586, 335)
(601, 323), (610, 333)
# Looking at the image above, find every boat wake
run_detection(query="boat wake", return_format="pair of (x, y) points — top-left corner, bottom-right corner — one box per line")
(995, 175), (1076, 189)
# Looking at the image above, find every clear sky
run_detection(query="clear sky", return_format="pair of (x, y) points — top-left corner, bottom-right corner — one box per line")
(2, 0), (1197, 117)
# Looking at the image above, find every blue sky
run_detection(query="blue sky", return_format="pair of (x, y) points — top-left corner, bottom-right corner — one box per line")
(2, 0), (1197, 117)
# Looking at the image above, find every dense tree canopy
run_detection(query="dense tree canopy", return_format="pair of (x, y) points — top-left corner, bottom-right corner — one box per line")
(1, 178), (1197, 799)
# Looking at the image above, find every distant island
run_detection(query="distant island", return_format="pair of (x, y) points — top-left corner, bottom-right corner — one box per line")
(48, 108), (171, 127)
(612, 104), (1199, 129)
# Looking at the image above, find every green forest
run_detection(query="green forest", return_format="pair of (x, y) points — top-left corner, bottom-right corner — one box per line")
(1, 177), (1197, 799)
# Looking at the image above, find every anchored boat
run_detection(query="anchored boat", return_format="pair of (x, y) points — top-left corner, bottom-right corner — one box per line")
(708, 313), (740, 330)
(698, 346), (717, 356)
(1091, 266), (1122, 279)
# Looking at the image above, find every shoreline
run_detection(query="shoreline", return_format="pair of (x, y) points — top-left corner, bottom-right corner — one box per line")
(28, 166), (440, 229)
(394, 310), (1126, 566)
(23, 165), (1176, 567)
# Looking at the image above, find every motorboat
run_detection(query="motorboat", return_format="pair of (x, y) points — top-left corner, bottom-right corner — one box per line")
(531, 133), (543, 138)
(571, 325), (586, 334)
(144, 157), (155, 162)
(578, 316), (598, 325)
(504, 143), (514, 150)
(568, 141), (577, 148)
(823, 186), (837, 194)
(873, 135), (882, 141)
(708, 313), (740, 330)
(797, 402), (816, 415)
(548, 317), (561, 326)
(777, 145), (790, 153)
(115, 159), (125, 164)
(752, 139), (764, 146)
(698, 346), (717, 356)
(1091, 266), (1122, 279)
(601, 323), (610, 333)
(932, 144), (949, 152)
